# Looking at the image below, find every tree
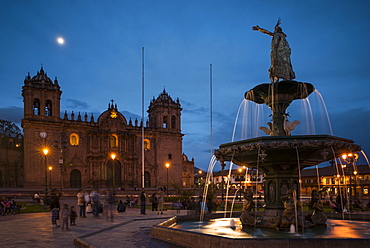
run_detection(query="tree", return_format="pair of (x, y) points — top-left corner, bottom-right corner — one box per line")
(0, 119), (23, 187)
(0, 119), (23, 139)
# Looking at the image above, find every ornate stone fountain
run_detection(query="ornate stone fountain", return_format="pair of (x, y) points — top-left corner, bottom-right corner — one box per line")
(152, 21), (368, 247)
(214, 20), (361, 229)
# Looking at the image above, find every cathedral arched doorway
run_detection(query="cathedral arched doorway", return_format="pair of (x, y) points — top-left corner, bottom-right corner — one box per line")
(107, 159), (122, 188)
(144, 171), (151, 188)
(70, 169), (81, 188)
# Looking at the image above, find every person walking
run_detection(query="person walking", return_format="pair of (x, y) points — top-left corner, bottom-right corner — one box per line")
(151, 193), (158, 211)
(105, 191), (115, 222)
(77, 189), (86, 218)
(50, 189), (62, 228)
(60, 203), (70, 231)
(90, 189), (100, 217)
(173, 199), (182, 214)
(70, 206), (78, 226)
(140, 188), (147, 215)
(157, 190), (164, 215)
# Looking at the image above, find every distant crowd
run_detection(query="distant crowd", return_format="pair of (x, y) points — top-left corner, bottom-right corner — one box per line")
(28, 188), (220, 230)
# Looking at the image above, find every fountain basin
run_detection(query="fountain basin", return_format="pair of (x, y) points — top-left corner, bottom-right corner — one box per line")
(151, 213), (370, 248)
(215, 135), (361, 214)
(215, 135), (361, 168)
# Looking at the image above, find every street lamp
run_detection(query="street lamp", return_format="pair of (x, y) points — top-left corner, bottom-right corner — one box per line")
(353, 170), (358, 199)
(165, 163), (170, 196)
(220, 161), (226, 211)
(48, 166), (53, 190)
(198, 170), (203, 187)
(341, 152), (359, 212)
(43, 148), (49, 196)
(110, 153), (116, 192)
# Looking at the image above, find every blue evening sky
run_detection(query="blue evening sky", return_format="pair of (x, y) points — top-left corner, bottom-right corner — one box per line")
(1, 0), (369, 170)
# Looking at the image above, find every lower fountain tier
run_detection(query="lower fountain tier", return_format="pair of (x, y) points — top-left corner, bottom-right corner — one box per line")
(214, 134), (361, 210)
(214, 134), (361, 169)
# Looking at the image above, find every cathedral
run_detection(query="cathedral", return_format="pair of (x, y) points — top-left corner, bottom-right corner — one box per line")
(21, 67), (194, 191)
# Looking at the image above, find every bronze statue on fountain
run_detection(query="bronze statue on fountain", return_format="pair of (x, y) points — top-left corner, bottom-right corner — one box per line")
(214, 19), (361, 230)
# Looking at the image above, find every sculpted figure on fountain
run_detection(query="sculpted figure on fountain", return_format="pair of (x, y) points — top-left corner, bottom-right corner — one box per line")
(253, 18), (295, 83)
(306, 188), (328, 225)
(240, 188), (257, 226)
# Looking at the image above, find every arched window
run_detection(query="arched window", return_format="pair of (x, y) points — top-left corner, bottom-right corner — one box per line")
(70, 133), (79, 146)
(110, 134), (118, 148)
(45, 100), (52, 116)
(171, 116), (176, 129)
(33, 99), (40, 115)
(144, 139), (150, 150)
(163, 115), (167, 128)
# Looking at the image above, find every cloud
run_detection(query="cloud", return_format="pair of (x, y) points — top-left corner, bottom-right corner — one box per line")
(181, 100), (208, 116)
(0, 106), (23, 126)
(63, 99), (89, 110)
(120, 111), (141, 122)
(330, 107), (370, 155)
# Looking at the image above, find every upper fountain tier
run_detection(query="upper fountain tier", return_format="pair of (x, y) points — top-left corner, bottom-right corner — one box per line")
(245, 80), (315, 136)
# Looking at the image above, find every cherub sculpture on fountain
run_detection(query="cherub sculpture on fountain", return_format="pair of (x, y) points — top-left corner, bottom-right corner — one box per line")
(240, 188), (257, 226)
(279, 189), (310, 229)
(305, 188), (328, 225)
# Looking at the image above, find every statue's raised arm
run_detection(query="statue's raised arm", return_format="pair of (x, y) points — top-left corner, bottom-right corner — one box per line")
(252, 25), (273, 37)
(252, 18), (296, 83)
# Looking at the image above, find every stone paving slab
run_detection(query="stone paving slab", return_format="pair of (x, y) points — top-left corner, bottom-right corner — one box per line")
(2, 196), (369, 248)
(77, 218), (183, 248)
(0, 197), (184, 248)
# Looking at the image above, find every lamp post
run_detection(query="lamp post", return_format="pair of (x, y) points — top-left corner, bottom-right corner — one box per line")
(198, 170), (203, 187)
(43, 148), (49, 196)
(165, 163), (170, 196)
(54, 136), (67, 191)
(342, 152), (359, 212)
(353, 170), (358, 200)
(220, 161), (226, 211)
(48, 166), (53, 190)
(110, 153), (116, 192)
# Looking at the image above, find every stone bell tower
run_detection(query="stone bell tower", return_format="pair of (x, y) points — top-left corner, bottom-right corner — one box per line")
(147, 89), (183, 187)
(147, 89), (182, 131)
(21, 66), (62, 188)
(22, 66), (62, 121)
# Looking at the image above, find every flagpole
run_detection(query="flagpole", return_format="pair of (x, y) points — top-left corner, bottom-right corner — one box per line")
(210, 64), (213, 159)
(141, 47), (145, 189)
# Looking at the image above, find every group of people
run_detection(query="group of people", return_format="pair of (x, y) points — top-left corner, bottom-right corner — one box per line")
(47, 187), (220, 230)
(1, 197), (19, 215)
(49, 189), (75, 230)
(50, 188), (117, 230)
(149, 190), (165, 214)
(77, 189), (116, 221)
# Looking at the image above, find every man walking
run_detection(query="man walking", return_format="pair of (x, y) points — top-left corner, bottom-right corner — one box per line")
(77, 189), (86, 218)
(90, 189), (100, 217)
(140, 188), (147, 215)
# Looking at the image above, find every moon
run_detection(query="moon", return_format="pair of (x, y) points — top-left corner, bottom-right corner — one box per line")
(57, 37), (65, 45)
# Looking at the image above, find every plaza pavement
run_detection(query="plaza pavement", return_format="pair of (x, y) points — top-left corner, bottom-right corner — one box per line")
(2, 196), (370, 248)
(0, 197), (184, 248)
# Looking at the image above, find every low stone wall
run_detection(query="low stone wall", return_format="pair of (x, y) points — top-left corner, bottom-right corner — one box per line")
(151, 214), (370, 248)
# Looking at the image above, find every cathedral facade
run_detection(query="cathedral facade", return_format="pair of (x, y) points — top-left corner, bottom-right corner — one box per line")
(21, 67), (194, 190)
